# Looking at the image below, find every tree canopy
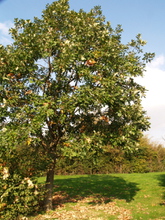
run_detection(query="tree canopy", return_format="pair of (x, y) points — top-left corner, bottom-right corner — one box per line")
(0, 0), (154, 213)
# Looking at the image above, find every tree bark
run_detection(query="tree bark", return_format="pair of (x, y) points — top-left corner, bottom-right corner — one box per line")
(44, 161), (56, 211)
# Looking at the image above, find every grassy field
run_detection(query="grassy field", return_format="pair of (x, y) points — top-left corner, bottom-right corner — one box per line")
(30, 172), (165, 219)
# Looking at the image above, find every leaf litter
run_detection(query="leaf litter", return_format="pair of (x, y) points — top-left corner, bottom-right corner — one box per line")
(32, 192), (132, 220)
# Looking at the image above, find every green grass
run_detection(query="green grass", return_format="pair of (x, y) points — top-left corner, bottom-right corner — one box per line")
(33, 172), (165, 219)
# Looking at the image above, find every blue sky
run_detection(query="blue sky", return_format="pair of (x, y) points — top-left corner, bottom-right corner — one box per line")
(1, 0), (165, 145)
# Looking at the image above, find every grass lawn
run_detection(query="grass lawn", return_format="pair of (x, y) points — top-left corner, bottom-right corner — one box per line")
(30, 172), (165, 219)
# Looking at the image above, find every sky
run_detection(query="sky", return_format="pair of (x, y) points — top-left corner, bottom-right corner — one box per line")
(0, 0), (165, 146)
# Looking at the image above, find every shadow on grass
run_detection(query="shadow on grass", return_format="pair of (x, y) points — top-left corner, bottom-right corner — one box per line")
(52, 174), (139, 208)
(157, 174), (165, 205)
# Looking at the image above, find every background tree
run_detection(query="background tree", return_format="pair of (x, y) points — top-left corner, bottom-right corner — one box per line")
(0, 0), (154, 211)
(55, 135), (165, 175)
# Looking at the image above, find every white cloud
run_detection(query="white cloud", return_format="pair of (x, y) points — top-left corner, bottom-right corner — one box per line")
(0, 21), (13, 45)
(141, 55), (165, 107)
(0, 21), (13, 35)
(148, 54), (165, 68)
(136, 55), (165, 146)
(0, 35), (13, 45)
(144, 105), (165, 146)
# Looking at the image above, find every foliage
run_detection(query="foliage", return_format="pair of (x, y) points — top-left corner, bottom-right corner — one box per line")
(55, 136), (165, 174)
(0, 168), (42, 220)
(0, 0), (154, 211)
(0, 131), (45, 219)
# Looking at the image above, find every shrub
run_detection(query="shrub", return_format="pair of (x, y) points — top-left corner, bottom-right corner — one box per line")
(0, 166), (42, 220)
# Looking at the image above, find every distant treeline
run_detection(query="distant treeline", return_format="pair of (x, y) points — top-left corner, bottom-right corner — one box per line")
(55, 136), (165, 174)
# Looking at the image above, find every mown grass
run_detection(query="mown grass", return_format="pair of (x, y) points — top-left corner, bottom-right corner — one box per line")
(30, 172), (165, 219)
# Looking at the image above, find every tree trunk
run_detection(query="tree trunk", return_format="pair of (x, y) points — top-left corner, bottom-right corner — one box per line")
(44, 161), (56, 211)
